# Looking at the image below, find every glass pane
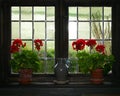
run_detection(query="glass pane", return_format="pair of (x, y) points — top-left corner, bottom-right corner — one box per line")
(104, 41), (112, 55)
(38, 41), (45, 57)
(68, 58), (78, 73)
(91, 7), (102, 20)
(34, 7), (45, 20)
(69, 41), (77, 58)
(69, 7), (77, 21)
(12, 7), (19, 20)
(12, 22), (19, 39)
(78, 22), (90, 39)
(104, 22), (112, 39)
(21, 7), (32, 20)
(96, 40), (104, 45)
(47, 22), (55, 39)
(46, 59), (54, 73)
(37, 60), (44, 73)
(78, 7), (90, 20)
(47, 7), (55, 21)
(24, 41), (32, 50)
(104, 7), (111, 20)
(34, 22), (45, 39)
(91, 22), (103, 39)
(47, 41), (55, 51)
(21, 22), (32, 39)
(69, 22), (77, 39)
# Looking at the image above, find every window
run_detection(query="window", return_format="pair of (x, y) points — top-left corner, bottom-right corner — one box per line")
(11, 6), (55, 74)
(0, 0), (112, 82)
(68, 7), (112, 73)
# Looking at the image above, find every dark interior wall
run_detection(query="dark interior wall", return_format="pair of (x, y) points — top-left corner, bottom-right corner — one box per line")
(0, 0), (3, 83)
(112, 1), (120, 81)
(0, 1), (11, 84)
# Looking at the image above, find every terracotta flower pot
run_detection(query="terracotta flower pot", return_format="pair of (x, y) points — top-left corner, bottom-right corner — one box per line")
(19, 68), (32, 85)
(90, 68), (104, 84)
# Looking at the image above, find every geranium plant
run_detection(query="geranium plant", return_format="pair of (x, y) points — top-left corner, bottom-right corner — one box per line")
(10, 39), (43, 72)
(72, 39), (115, 74)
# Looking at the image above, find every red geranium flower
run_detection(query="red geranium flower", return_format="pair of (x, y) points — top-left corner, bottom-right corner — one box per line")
(10, 39), (26, 53)
(34, 39), (43, 51)
(10, 44), (19, 53)
(86, 39), (97, 48)
(12, 39), (23, 47)
(72, 39), (86, 51)
(95, 44), (105, 54)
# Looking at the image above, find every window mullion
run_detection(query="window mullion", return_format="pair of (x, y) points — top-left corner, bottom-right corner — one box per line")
(102, 7), (104, 44)
(19, 6), (21, 39)
(32, 6), (34, 50)
(90, 7), (92, 39)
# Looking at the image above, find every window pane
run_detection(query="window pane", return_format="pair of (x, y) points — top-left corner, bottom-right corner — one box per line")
(104, 22), (112, 39)
(68, 58), (78, 73)
(69, 22), (77, 39)
(46, 59), (54, 73)
(91, 22), (103, 39)
(21, 22), (32, 39)
(47, 22), (55, 39)
(12, 7), (19, 20)
(21, 7), (32, 20)
(104, 41), (112, 55)
(69, 41), (77, 58)
(104, 7), (111, 20)
(69, 7), (77, 21)
(47, 41), (55, 51)
(24, 41), (32, 50)
(11, 22), (19, 39)
(34, 22), (45, 39)
(47, 7), (55, 21)
(91, 7), (102, 20)
(38, 41), (45, 57)
(47, 41), (55, 58)
(34, 7), (45, 20)
(78, 7), (90, 20)
(78, 22), (90, 39)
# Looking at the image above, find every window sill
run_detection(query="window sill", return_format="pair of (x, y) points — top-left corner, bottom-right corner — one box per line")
(0, 81), (120, 96)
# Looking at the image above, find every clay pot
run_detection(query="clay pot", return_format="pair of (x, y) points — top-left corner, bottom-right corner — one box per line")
(19, 68), (32, 85)
(90, 69), (104, 84)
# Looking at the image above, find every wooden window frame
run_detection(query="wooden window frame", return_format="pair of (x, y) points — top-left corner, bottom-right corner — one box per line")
(1, 0), (120, 84)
